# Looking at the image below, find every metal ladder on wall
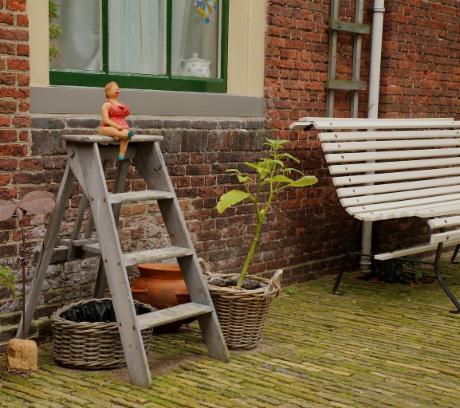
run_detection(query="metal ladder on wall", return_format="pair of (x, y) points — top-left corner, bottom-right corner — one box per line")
(326, 0), (369, 117)
(17, 134), (230, 387)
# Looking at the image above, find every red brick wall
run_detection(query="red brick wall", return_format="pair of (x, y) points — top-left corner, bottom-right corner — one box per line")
(379, 1), (460, 117)
(264, 0), (460, 256)
(0, 0), (30, 201)
(0, 0), (32, 331)
(265, 0), (460, 127)
(0, 0), (30, 257)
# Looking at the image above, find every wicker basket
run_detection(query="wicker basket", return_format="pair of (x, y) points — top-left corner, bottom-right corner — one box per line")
(51, 298), (154, 370)
(200, 259), (283, 350)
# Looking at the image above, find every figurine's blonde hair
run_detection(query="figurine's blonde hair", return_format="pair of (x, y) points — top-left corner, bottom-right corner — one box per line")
(104, 81), (118, 98)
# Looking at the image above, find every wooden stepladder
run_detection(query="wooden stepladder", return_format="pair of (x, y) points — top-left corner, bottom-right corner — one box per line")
(17, 134), (230, 387)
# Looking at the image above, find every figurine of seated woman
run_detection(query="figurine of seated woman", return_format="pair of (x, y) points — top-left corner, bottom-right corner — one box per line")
(99, 81), (135, 160)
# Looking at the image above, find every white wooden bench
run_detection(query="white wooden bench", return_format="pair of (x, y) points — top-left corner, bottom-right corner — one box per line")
(291, 117), (460, 312)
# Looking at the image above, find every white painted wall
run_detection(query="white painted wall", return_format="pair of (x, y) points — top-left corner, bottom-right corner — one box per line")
(227, 0), (267, 97)
(28, 0), (49, 87)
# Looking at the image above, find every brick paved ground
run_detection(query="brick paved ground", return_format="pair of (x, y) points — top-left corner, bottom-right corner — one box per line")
(1, 266), (460, 407)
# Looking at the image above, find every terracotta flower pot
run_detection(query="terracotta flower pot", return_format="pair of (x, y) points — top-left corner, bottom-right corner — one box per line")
(131, 263), (191, 332)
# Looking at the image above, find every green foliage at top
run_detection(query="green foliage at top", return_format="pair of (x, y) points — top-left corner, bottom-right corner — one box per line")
(216, 138), (318, 287)
(0, 265), (16, 298)
(49, 0), (61, 61)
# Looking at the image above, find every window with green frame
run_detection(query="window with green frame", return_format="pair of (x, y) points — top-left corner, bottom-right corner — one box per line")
(49, 0), (229, 93)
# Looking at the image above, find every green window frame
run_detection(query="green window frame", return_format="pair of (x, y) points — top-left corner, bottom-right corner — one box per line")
(50, 0), (229, 93)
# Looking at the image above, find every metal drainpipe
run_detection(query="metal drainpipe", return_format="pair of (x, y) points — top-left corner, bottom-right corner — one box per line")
(361, 0), (385, 270)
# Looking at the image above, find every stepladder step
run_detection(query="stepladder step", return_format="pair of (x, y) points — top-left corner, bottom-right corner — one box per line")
(82, 243), (194, 267)
(137, 303), (213, 330)
(108, 190), (174, 205)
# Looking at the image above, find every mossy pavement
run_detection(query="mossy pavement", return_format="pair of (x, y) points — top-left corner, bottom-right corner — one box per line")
(1, 266), (460, 407)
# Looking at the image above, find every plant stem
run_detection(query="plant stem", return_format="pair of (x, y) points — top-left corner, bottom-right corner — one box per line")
(237, 147), (279, 288)
(237, 213), (263, 288)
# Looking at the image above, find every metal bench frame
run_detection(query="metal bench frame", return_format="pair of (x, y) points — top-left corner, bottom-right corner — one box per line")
(291, 118), (460, 312)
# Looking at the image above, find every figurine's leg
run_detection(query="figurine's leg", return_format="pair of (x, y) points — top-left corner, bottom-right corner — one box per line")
(99, 127), (130, 160)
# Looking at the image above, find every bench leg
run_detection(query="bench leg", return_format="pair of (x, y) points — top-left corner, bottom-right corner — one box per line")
(451, 244), (460, 264)
(434, 243), (460, 313)
(332, 270), (346, 295)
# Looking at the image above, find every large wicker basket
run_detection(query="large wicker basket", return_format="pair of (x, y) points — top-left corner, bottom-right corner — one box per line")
(200, 260), (283, 350)
(51, 298), (154, 370)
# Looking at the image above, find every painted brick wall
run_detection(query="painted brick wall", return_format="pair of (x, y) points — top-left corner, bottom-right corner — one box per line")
(379, 1), (460, 117)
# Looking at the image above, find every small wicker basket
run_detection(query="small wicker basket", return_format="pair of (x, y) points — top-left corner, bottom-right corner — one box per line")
(200, 259), (283, 350)
(51, 298), (154, 370)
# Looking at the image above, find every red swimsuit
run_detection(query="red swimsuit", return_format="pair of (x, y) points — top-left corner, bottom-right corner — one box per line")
(104, 102), (130, 129)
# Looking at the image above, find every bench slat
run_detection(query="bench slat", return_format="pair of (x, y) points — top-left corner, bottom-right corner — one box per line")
(354, 199), (460, 221)
(337, 176), (460, 198)
(292, 118), (458, 130)
(341, 185), (460, 207)
(325, 148), (460, 163)
(333, 167), (460, 186)
(374, 240), (460, 261)
(323, 139), (460, 152)
(428, 215), (460, 230)
(319, 129), (460, 141)
(329, 157), (460, 175)
(431, 230), (460, 244)
(416, 205), (460, 218)
(348, 192), (460, 215)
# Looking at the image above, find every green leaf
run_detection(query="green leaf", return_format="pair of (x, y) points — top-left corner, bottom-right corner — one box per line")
(284, 167), (304, 176)
(265, 175), (293, 184)
(216, 190), (251, 214)
(279, 153), (300, 163)
(289, 176), (318, 188)
(264, 138), (290, 149)
(237, 174), (251, 183)
(263, 159), (284, 168)
(245, 162), (262, 172)
(225, 168), (250, 183)
(245, 162), (271, 179)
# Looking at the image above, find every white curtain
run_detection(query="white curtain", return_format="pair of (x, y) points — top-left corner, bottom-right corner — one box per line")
(51, 0), (102, 71)
(109, 0), (166, 75)
(51, 0), (218, 78)
(172, 0), (220, 78)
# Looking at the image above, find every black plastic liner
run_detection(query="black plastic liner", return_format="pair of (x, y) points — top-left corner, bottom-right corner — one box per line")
(61, 299), (152, 323)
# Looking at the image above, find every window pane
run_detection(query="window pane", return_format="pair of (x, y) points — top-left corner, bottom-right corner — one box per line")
(172, 0), (221, 78)
(50, 0), (102, 71)
(109, 0), (166, 75)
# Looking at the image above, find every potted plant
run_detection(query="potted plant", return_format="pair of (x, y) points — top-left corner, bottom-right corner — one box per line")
(205, 138), (318, 349)
(0, 190), (55, 372)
